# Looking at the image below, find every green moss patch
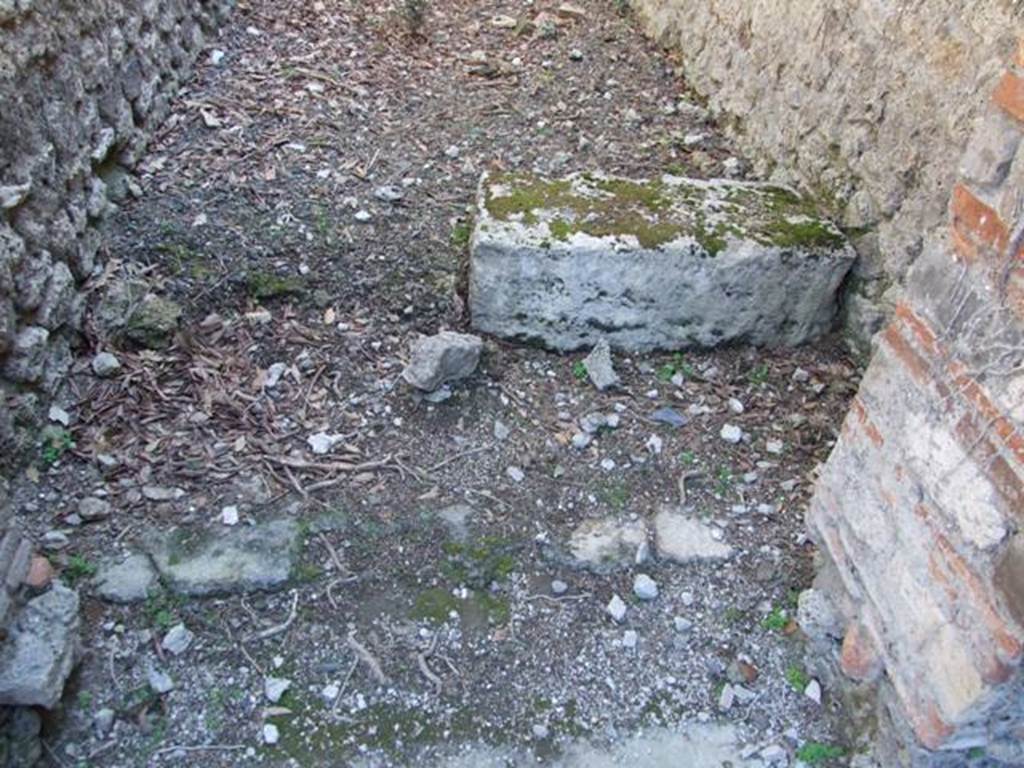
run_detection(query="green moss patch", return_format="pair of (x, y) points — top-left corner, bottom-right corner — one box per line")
(482, 172), (847, 255)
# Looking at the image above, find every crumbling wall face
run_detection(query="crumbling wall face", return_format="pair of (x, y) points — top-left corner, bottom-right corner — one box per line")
(0, 0), (232, 456)
(807, 51), (1024, 765)
(631, 0), (1020, 350)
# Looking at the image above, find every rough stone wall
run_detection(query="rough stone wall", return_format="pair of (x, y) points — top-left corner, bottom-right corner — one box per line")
(631, 0), (1020, 349)
(807, 51), (1024, 765)
(0, 0), (232, 459)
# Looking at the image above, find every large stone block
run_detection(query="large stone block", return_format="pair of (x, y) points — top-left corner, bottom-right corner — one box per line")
(0, 585), (79, 709)
(469, 172), (855, 351)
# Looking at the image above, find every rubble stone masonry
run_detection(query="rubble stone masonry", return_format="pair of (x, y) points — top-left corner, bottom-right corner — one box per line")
(0, 0), (232, 460)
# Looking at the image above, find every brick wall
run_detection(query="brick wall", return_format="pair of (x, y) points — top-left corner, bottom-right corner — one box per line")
(808, 46), (1024, 765)
(0, 0), (233, 464)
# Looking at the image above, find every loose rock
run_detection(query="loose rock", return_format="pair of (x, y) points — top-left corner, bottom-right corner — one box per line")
(264, 677), (291, 704)
(582, 340), (620, 391)
(91, 352), (121, 378)
(161, 623), (194, 656)
(720, 424), (743, 444)
(0, 585), (79, 708)
(606, 594), (627, 623)
(402, 331), (483, 392)
(77, 497), (111, 521)
(568, 517), (648, 572)
(633, 573), (659, 601)
(94, 553), (158, 604)
(653, 506), (733, 563)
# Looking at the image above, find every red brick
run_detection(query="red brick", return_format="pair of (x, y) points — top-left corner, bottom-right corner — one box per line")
(894, 303), (939, 357)
(993, 71), (1024, 123)
(951, 184), (1008, 253)
(24, 555), (54, 590)
(849, 397), (884, 447)
(931, 531), (1023, 666)
(951, 225), (979, 263)
(908, 700), (955, 750)
(840, 622), (883, 682)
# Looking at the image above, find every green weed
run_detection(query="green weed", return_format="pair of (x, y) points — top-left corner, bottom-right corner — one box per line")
(795, 742), (846, 765)
(63, 554), (97, 586)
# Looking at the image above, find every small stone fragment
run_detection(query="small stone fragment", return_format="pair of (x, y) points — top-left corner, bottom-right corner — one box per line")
(402, 331), (483, 392)
(645, 434), (663, 455)
(263, 723), (280, 745)
(94, 553), (158, 604)
(804, 679), (822, 705)
(142, 486), (184, 502)
(147, 667), (174, 695)
(91, 353), (121, 378)
(161, 624), (194, 656)
(720, 424), (743, 444)
(264, 677), (291, 704)
(606, 594), (627, 623)
(221, 505), (240, 526)
(551, 579), (569, 596)
(622, 630), (638, 650)
(307, 432), (345, 455)
(506, 466), (525, 483)
(651, 408), (688, 427)
(78, 497), (112, 521)
(47, 405), (70, 426)
(633, 573), (659, 601)
(24, 556), (54, 590)
(654, 506), (733, 562)
(765, 439), (784, 455)
(493, 420), (511, 441)
(673, 616), (693, 634)
(374, 185), (404, 203)
(582, 340), (619, 391)
(93, 708), (115, 737)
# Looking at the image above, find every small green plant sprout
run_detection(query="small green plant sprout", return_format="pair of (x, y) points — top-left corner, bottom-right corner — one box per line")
(679, 450), (697, 466)
(572, 360), (588, 381)
(795, 741), (846, 765)
(63, 554), (97, 586)
(450, 220), (472, 249)
(785, 664), (811, 693)
(656, 353), (695, 382)
(748, 362), (770, 385)
(714, 465), (734, 496)
(761, 605), (789, 632)
(40, 426), (75, 466)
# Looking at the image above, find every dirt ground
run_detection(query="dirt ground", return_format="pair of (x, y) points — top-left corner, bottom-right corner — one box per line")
(8, 0), (864, 765)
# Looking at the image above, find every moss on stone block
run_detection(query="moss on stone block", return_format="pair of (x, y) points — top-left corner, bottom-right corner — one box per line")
(482, 171), (846, 254)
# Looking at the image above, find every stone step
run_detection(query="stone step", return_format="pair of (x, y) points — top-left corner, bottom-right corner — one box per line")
(468, 172), (855, 351)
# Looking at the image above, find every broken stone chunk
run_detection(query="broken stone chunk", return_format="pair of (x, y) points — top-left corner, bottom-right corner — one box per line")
(469, 172), (854, 351)
(144, 518), (300, 597)
(402, 331), (483, 391)
(568, 517), (648, 572)
(653, 505), (733, 563)
(125, 294), (181, 349)
(94, 553), (158, 604)
(0, 585), (80, 709)
(583, 339), (620, 390)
